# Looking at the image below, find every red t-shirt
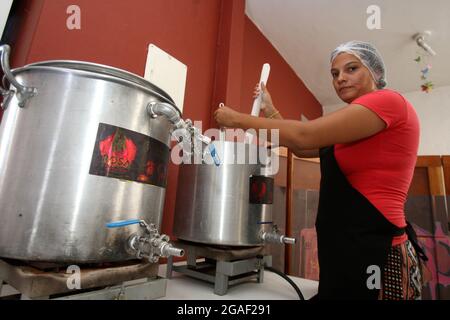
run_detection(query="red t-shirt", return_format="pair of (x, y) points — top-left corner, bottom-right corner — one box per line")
(335, 89), (420, 246)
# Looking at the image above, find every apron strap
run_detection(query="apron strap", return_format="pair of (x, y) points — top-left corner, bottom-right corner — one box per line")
(405, 220), (429, 262)
(390, 222), (428, 262)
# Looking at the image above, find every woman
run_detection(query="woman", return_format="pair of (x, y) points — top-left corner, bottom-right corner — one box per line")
(214, 41), (426, 300)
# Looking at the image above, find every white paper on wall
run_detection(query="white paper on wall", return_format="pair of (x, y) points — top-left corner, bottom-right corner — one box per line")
(0, 0), (14, 39)
(144, 44), (188, 113)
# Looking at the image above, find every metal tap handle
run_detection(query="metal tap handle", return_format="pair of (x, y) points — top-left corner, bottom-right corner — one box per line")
(189, 125), (221, 166)
(206, 143), (221, 166)
(0, 44), (37, 108)
(106, 219), (142, 228)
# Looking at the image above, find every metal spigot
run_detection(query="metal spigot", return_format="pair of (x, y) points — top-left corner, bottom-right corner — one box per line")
(176, 118), (220, 166)
(106, 219), (184, 263)
(260, 225), (297, 245)
(187, 120), (211, 145)
(147, 102), (220, 166)
(147, 101), (185, 130)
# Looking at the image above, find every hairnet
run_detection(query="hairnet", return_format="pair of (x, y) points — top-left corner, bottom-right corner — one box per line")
(330, 41), (387, 89)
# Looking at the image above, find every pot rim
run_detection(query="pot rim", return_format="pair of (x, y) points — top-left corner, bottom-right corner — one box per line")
(10, 60), (180, 113)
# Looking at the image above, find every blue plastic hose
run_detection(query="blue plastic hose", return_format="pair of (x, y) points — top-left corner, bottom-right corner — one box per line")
(106, 219), (141, 228)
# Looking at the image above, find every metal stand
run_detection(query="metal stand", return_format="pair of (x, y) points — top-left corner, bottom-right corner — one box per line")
(0, 258), (166, 300)
(166, 240), (272, 295)
(50, 277), (166, 300)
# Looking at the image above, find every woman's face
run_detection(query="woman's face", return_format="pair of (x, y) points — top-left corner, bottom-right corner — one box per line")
(331, 52), (377, 103)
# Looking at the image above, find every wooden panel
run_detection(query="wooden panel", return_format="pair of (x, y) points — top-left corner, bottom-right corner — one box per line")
(409, 156), (445, 196)
(276, 147), (321, 190)
(274, 156), (287, 187)
(413, 156), (445, 196)
(408, 167), (431, 196)
(275, 146), (288, 158)
(285, 151), (294, 275)
(277, 154), (443, 195)
(442, 156), (450, 195)
(276, 157), (321, 190)
(292, 158), (321, 190)
(416, 156), (442, 168)
(442, 156), (450, 167)
(427, 166), (446, 196)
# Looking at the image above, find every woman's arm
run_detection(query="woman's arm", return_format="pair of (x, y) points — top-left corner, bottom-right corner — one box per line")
(257, 83), (318, 157)
(214, 103), (386, 153)
(262, 112), (319, 158)
(292, 149), (320, 158)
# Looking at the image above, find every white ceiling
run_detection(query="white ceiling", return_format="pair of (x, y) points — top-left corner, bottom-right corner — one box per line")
(246, 0), (450, 106)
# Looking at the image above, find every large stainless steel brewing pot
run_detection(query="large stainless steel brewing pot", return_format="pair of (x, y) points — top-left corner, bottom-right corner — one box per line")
(0, 45), (180, 262)
(173, 141), (276, 246)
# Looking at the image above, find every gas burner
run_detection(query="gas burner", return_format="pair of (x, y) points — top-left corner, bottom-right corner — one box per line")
(0, 258), (165, 300)
(166, 240), (272, 295)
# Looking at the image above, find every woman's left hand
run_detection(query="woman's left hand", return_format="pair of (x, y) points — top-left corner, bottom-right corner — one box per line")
(214, 104), (241, 128)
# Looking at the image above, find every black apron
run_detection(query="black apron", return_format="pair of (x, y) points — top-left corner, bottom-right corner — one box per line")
(315, 145), (405, 300)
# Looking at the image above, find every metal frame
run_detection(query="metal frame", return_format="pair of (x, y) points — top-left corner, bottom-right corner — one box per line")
(51, 277), (166, 300)
(0, 258), (165, 300)
(166, 241), (272, 296)
(5, 277), (167, 300)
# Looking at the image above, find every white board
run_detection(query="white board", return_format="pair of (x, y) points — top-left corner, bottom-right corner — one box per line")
(144, 44), (188, 113)
(0, 0), (13, 39)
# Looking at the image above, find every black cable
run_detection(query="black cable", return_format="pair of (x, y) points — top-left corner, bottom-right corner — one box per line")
(264, 266), (305, 300)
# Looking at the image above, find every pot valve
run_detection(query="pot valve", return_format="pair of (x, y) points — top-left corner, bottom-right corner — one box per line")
(106, 219), (184, 263)
(184, 119), (221, 166)
(260, 225), (296, 245)
(147, 101), (220, 166)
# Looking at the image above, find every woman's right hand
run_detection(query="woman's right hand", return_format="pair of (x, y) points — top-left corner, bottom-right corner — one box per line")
(254, 82), (275, 116)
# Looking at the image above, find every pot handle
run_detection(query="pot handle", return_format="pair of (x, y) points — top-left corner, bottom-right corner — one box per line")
(0, 44), (37, 109)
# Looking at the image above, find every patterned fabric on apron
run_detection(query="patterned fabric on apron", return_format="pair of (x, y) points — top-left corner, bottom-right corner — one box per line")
(379, 240), (423, 300)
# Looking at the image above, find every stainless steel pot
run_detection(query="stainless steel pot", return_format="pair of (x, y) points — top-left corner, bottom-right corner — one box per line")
(0, 45), (184, 263)
(173, 140), (295, 246)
